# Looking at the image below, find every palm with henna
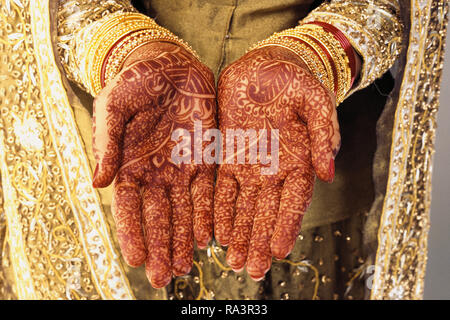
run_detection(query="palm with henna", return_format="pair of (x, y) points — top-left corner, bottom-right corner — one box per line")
(92, 42), (216, 288)
(214, 46), (341, 281)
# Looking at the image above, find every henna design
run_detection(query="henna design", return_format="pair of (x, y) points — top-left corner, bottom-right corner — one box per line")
(142, 186), (172, 288)
(214, 169), (239, 246)
(246, 182), (282, 279)
(111, 181), (146, 267)
(215, 46), (341, 280)
(191, 168), (215, 248)
(226, 184), (259, 272)
(92, 42), (216, 288)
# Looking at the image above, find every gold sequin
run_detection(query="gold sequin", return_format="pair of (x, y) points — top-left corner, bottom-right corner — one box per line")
(281, 292), (290, 300)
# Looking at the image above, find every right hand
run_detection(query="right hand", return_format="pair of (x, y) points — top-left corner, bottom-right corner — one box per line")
(214, 46), (341, 280)
(92, 42), (216, 288)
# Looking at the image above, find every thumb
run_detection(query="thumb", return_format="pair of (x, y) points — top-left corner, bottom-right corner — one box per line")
(92, 87), (127, 188)
(303, 87), (341, 183)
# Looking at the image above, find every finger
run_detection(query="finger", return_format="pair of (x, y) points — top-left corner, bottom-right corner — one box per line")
(271, 169), (314, 260)
(213, 169), (238, 246)
(302, 85), (340, 183)
(142, 187), (172, 289)
(92, 83), (128, 188)
(246, 183), (282, 281)
(226, 185), (259, 272)
(169, 184), (194, 276)
(111, 179), (146, 267)
(191, 168), (215, 249)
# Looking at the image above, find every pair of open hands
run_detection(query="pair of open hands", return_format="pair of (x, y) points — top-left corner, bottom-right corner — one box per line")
(92, 41), (341, 288)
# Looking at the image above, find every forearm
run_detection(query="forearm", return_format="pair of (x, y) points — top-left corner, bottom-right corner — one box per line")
(302, 0), (404, 96)
(251, 0), (403, 105)
(57, 0), (197, 96)
(57, 0), (136, 93)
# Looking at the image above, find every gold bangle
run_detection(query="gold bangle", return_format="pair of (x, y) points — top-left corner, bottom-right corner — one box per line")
(251, 37), (333, 93)
(294, 24), (352, 104)
(84, 12), (157, 95)
(276, 29), (337, 94)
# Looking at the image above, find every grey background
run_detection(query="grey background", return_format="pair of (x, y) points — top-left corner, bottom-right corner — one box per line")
(424, 25), (450, 299)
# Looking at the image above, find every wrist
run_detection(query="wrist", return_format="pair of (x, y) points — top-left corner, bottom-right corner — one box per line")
(249, 39), (332, 91)
(250, 22), (356, 105)
(84, 12), (198, 96)
(110, 41), (182, 75)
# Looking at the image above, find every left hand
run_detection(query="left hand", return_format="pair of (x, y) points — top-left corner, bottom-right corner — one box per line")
(92, 42), (216, 288)
(214, 46), (341, 280)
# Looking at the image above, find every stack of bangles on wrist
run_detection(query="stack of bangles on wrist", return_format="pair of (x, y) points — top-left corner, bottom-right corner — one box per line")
(251, 21), (358, 105)
(84, 12), (199, 96)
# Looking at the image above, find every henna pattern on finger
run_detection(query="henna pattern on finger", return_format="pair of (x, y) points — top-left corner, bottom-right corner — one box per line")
(92, 43), (216, 288)
(215, 46), (341, 279)
(191, 168), (215, 248)
(170, 183), (194, 276)
(213, 167), (239, 246)
(226, 184), (259, 272)
(142, 186), (172, 288)
(271, 169), (315, 260)
(111, 181), (147, 267)
(246, 182), (282, 280)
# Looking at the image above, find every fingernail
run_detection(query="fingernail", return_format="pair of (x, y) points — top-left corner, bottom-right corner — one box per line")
(92, 164), (99, 187)
(251, 275), (265, 282)
(332, 141), (341, 158)
(232, 267), (244, 273)
(328, 158), (335, 183)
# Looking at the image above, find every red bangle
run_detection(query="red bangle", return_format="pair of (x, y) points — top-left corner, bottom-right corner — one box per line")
(306, 21), (357, 87)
